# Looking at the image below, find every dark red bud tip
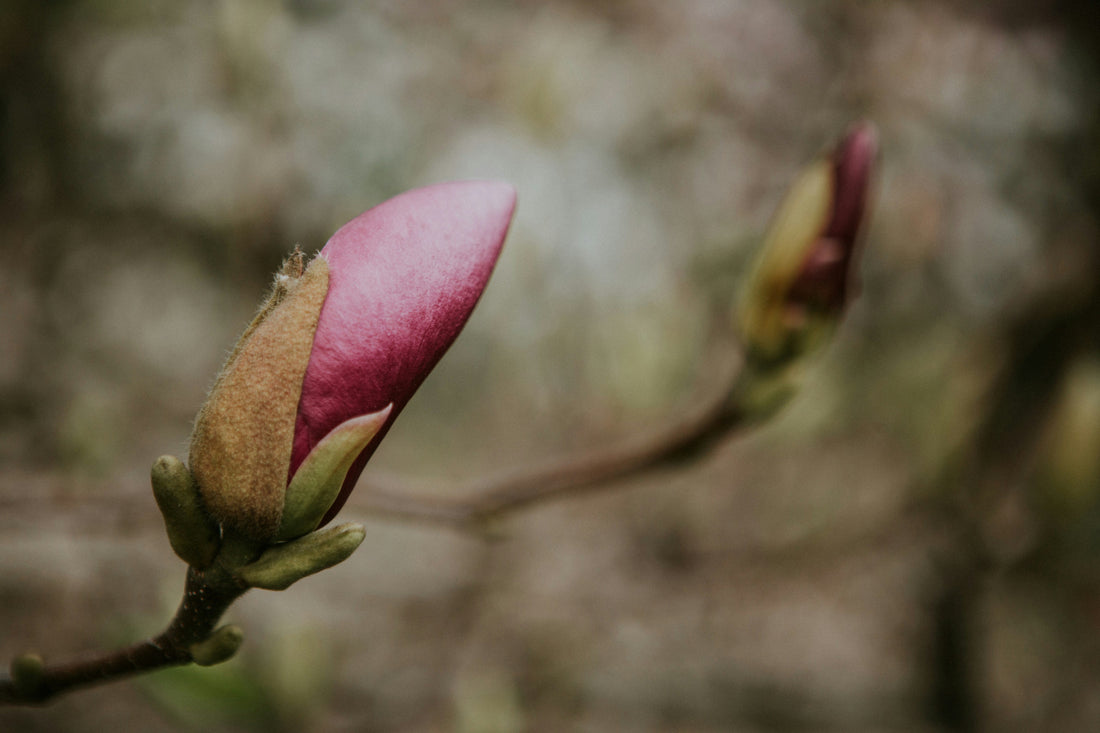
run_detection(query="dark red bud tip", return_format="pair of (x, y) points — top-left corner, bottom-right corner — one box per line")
(828, 121), (878, 243)
(789, 121), (878, 311)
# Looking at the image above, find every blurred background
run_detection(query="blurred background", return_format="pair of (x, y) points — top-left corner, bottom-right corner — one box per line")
(2, 0), (1099, 731)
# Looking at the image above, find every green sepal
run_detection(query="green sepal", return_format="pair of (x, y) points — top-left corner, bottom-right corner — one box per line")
(190, 625), (244, 667)
(236, 523), (366, 591)
(276, 406), (391, 540)
(736, 158), (833, 363)
(151, 455), (221, 569)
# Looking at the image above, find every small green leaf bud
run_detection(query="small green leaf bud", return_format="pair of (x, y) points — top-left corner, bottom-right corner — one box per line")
(189, 625), (245, 667)
(10, 653), (44, 696)
(236, 523), (366, 591)
(151, 455), (221, 569)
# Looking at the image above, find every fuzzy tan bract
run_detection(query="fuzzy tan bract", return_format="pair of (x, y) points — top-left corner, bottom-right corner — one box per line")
(189, 256), (330, 541)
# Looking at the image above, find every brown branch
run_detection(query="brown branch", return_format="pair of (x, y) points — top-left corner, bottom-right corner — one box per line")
(0, 547), (252, 705)
(359, 349), (747, 528)
(0, 346), (750, 703)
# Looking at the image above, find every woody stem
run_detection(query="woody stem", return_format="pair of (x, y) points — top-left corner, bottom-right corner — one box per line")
(0, 534), (258, 705)
(362, 354), (747, 528)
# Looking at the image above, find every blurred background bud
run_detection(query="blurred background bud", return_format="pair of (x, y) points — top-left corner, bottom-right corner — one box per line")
(732, 122), (877, 419)
(1033, 356), (1100, 522)
(737, 122), (877, 364)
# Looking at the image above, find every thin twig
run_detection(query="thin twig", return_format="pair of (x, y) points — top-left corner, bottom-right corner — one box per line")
(0, 347), (747, 702)
(360, 348), (746, 528)
(0, 551), (251, 705)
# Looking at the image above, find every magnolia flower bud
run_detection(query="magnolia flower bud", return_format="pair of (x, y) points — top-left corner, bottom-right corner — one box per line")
(292, 181), (516, 527)
(732, 123), (877, 418)
(737, 122), (877, 363)
(187, 182), (516, 544)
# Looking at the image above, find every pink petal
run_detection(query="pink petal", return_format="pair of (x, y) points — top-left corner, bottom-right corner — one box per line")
(290, 180), (516, 524)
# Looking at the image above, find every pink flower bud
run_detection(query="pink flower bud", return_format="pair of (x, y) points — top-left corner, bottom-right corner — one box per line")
(292, 180), (517, 527)
(189, 181), (516, 541)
